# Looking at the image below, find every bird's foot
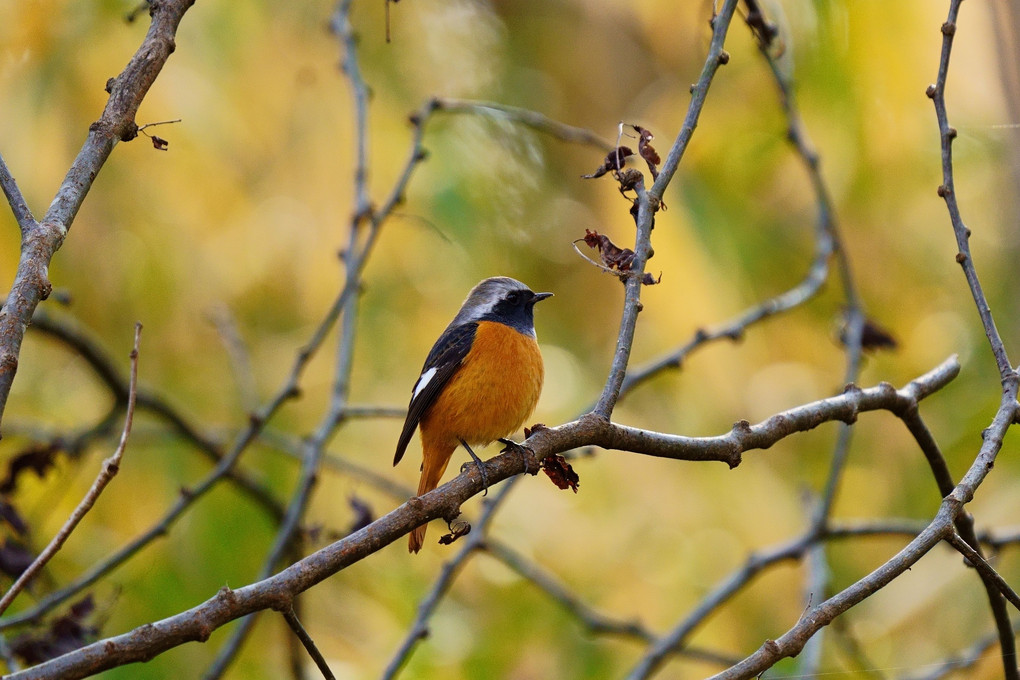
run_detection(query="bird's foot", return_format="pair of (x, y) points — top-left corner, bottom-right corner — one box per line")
(499, 438), (538, 475)
(459, 439), (489, 496)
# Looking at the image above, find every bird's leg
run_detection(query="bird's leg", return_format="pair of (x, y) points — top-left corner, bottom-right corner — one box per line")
(498, 438), (535, 475)
(458, 439), (489, 496)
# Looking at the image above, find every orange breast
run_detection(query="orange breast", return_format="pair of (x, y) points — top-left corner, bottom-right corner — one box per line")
(420, 320), (544, 448)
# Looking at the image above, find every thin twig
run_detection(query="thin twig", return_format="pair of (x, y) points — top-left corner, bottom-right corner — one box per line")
(944, 532), (1020, 612)
(282, 606), (335, 680)
(28, 307), (284, 519)
(649, 0), (740, 201)
(0, 322), (141, 617)
(927, 2), (1020, 674)
(0, 150), (35, 234)
(432, 98), (613, 152)
(707, 375), (1020, 679)
(381, 478), (517, 679)
(202, 2), (380, 674)
(928, 0), (1013, 378)
(0, 0), (195, 429)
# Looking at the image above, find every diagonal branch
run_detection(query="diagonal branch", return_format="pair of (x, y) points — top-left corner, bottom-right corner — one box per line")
(595, 0), (740, 419)
(0, 0), (196, 430)
(928, 0), (1013, 377)
(6, 358), (959, 680)
(0, 151), (35, 234)
(282, 606), (335, 680)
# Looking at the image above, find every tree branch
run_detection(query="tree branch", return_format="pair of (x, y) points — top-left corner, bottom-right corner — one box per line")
(0, 0), (196, 430)
(7, 358), (959, 679)
(928, 0), (1014, 377)
(0, 151), (35, 234)
(282, 606), (334, 680)
(0, 324), (141, 617)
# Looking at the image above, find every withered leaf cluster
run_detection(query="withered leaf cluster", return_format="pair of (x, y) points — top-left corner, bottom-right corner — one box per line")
(582, 124), (662, 185)
(438, 519), (471, 545)
(579, 229), (661, 286)
(10, 596), (98, 665)
(541, 455), (579, 493)
(0, 442), (62, 494)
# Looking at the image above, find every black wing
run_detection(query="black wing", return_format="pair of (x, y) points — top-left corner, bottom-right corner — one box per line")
(393, 322), (478, 466)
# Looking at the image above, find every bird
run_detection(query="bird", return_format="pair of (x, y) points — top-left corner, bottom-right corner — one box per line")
(394, 276), (552, 553)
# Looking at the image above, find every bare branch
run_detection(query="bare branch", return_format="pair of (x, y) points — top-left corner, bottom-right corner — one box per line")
(649, 0), (740, 201)
(0, 323), (141, 618)
(5, 358), (960, 679)
(0, 0), (196, 430)
(28, 307), (284, 520)
(432, 98), (613, 151)
(0, 151), (35, 234)
(928, 0), (1014, 377)
(282, 607), (335, 680)
(944, 532), (1020, 612)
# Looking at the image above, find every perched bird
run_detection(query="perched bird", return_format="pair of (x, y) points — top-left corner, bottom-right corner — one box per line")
(394, 277), (551, 553)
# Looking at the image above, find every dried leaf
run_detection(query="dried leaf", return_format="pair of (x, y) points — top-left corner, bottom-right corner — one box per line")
(859, 318), (898, 351)
(744, 0), (780, 50)
(633, 125), (660, 179)
(438, 519), (471, 545)
(347, 496), (374, 534)
(582, 229), (636, 271)
(150, 135), (169, 150)
(541, 455), (579, 493)
(839, 314), (898, 352)
(0, 442), (62, 494)
(10, 596), (98, 665)
(0, 498), (29, 536)
(0, 537), (34, 578)
(582, 146), (634, 179)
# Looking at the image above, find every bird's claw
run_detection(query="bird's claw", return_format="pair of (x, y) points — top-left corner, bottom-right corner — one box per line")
(459, 439), (489, 496)
(499, 438), (537, 475)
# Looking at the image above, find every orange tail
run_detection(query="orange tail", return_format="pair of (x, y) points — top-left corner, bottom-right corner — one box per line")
(409, 440), (456, 553)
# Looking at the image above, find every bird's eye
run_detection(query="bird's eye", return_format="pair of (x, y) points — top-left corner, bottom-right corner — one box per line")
(505, 291), (521, 304)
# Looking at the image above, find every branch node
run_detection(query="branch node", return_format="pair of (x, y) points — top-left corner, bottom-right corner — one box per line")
(941, 21), (956, 36)
(925, 83), (937, 98)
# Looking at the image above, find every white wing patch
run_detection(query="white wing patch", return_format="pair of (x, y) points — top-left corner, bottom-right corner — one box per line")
(412, 367), (438, 399)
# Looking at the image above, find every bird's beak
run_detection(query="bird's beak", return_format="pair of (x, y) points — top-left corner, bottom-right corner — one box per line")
(532, 292), (553, 303)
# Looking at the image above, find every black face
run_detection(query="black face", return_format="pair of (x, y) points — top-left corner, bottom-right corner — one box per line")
(481, 288), (551, 333)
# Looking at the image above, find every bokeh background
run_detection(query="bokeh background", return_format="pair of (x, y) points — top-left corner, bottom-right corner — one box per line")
(0, 0), (1018, 677)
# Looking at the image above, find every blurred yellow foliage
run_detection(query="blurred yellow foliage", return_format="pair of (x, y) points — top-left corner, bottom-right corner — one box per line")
(0, 0), (1017, 678)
